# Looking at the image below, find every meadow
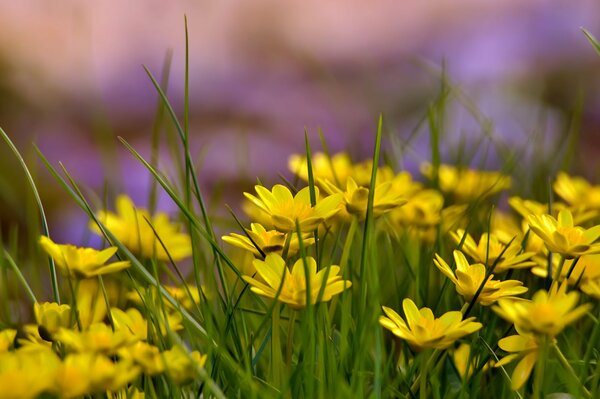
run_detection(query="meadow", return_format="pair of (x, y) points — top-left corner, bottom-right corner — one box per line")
(0, 27), (599, 399)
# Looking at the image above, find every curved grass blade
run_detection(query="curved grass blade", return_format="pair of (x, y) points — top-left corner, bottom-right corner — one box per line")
(0, 127), (60, 302)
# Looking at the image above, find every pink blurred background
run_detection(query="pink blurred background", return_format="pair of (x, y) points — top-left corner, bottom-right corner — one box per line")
(0, 1), (599, 243)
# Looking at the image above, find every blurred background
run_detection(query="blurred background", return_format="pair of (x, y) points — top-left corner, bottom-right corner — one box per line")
(0, 0), (599, 244)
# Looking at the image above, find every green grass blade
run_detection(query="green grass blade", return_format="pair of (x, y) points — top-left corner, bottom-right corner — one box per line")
(0, 127), (60, 303)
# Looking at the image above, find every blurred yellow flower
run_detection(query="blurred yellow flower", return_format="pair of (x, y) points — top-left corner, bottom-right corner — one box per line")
(39, 236), (130, 278)
(386, 189), (444, 243)
(493, 281), (591, 337)
(0, 329), (16, 352)
(554, 172), (600, 211)
(162, 345), (207, 385)
(494, 327), (541, 390)
(55, 323), (137, 354)
(244, 185), (342, 232)
(434, 251), (527, 306)
(0, 347), (60, 399)
(107, 387), (145, 399)
(527, 209), (600, 259)
(76, 279), (111, 329)
(421, 163), (511, 202)
(321, 177), (406, 219)
(54, 353), (140, 398)
(111, 307), (182, 340)
(34, 302), (71, 335)
(450, 229), (536, 273)
(91, 195), (192, 261)
(222, 222), (314, 257)
(581, 278), (600, 299)
(118, 341), (163, 375)
(452, 343), (492, 380)
(379, 298), (482, 352)
(243, 253), (351, 309)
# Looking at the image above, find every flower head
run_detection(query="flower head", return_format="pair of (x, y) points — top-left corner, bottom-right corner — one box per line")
(34, 302), (71, 335)
(434, 251), (528, 306)
(39, 236), (130, 278)
(55, 323), (137, 354)
(379, 299), (482, 352)
(243, 253), (352, 309)
(527, 209), (600, 259)
(91, 195), (192, 261)
(452, 343), (493, 380)
(421, 163), (511, 202)
(0, 347), (60, 399)
(450, 230), (536, 273)
(244, 185), (342, 232)
(222, 223), (314, 257)
(321, 177), (406, 219)
(554, 172), (600, 211)
(494, 327), (542, 390)
(493, 281), (592, 337)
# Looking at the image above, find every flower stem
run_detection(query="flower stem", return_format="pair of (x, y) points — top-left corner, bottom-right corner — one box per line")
(271, 304), (283, 389)
(553, 343), (592, 398)
(286, 310), (297, 366)
(532, 335), (548, 399)
(553, 255), (566, 282)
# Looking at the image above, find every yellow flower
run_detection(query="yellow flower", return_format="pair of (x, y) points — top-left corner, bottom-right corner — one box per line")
(0, 347), (60, 399)
(91, 195), (192, 261)
(118, 341), (163, 375)
(76, 279), (111, 329)
(0, 329), (16, 352)
(434, 251), (528, 306)
(107, 387), (145, 399)
(162, 345), (207, 385)
(527, 209), (600, 259)
(493, 281), (592, 337)
(243, 253), (352, 309)
(581, 278), (600, 299)
(54, 353), (140, 398)
(379, 299), (482, 352)
(55, 323), (137, 354)
(421, 163), (511, 202)
(452, 343), (492, 380)
(509, 196), (595, 226)
(16, 324), (52, 349)
(450, 230), (536, 273)
(39, 236), (130, 278)
(494, 327), (542, 390)
(222, 223), (314, 257)
(244, 185), (342, 232)
(111, 307), (182, 340)
(164, 285), (204, 311)
(321, 177), (406, 219)
(386, 189), (444, 243)
(34, 302), (71, 335)
(554, 172), (600, 211)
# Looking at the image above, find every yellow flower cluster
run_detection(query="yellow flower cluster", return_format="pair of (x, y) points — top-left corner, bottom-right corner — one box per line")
(0, 298), (205, 398)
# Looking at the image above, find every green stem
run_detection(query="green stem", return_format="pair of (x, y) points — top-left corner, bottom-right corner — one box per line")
(553, 343), (592, 398)
(286, 310), (297, 366)
(583, 308), (600, 379)
(420, 350), (433, 399)
(553, 255), (566, 282)
(272, 304), (283, 390)
(532, 335), (549, 399)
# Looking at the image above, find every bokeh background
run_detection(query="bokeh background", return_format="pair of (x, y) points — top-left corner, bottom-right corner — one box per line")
(0, 0), (599, 244)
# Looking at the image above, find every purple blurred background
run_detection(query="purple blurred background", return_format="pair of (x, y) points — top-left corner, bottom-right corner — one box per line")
(0, 1), (599, 243)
